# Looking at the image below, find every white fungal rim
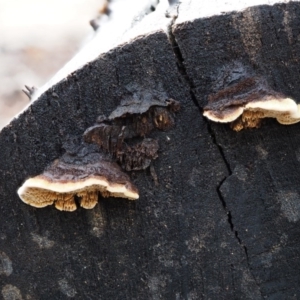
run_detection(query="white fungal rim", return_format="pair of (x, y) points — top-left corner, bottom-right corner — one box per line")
(204, 98), (300, 124)
(203, 107), (244, 123)
(18, 176), (139, 202)
(245, 98), (298, 113)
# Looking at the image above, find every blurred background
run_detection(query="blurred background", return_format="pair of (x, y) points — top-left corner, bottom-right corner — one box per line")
(0, 0), (106, 129)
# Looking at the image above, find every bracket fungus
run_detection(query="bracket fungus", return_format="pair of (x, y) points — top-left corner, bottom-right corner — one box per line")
(18, 89), (180, 211)
(84, 97), (180, 151)
(17, 144), (139, 212)
(117, 138), (159, 171)
(84, 91), (180, 170)
(203, 69), (300, 131)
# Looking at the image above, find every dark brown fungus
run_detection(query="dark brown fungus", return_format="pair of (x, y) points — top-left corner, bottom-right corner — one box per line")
(17, 144), (139, 212)
(203, 76), (300, 131)
(108, 97), (179, 120)
(84, 123), (125, 154)
(84, 97), (180, 152)
(83, 93), (179, 173)
(116, 138), (159, 171)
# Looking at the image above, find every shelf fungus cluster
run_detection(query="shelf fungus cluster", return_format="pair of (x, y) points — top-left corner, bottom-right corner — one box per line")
(84, 96), (180, 171)
(17, 147), (139, 212)
(18, 90), (180, 211)
(203, 76), (300, 131)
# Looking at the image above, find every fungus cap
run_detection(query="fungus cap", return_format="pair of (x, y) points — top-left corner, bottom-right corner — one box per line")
(277, 104), (300, 125)
(18, 151), (139, 211)
(245, 97), (297, 113)
(203, 76), (300, 130)
(108, 98), (169, 119)
(203, 107), (244, 123)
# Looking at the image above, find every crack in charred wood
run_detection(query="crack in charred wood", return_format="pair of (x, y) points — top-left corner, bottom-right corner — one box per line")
(168, 14), (261, 293)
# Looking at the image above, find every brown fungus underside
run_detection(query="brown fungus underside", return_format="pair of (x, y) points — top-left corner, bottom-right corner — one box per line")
(18, 146), (139, 211)
(203, 74), (300, 131)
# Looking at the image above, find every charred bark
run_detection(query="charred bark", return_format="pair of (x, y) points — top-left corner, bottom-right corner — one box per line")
(0, 0), (299, 299)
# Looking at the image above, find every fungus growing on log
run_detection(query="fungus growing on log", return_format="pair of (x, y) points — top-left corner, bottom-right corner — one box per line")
(272, 104), (300, 125)
(84, 97), (180, 151)
(117, 138), (159, 171)
(108, 97), (180, 120)
(203, 76), (300, 131)
(84, 90), (180, 170)
(17, 144), (139, 212)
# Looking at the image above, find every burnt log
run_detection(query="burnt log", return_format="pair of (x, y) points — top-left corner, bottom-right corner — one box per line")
(0, 0), (300, 299)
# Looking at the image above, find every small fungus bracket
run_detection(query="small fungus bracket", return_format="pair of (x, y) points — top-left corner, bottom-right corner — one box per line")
(117, 138), (159, 171)
(84, 89), (180, 170)
(203, 62), (300, 131)
(84, 97), (180, 147)
(17, 142), (139, 212)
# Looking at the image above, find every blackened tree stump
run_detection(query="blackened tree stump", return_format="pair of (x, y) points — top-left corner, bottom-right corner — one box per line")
(1, 0), (300, 299)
